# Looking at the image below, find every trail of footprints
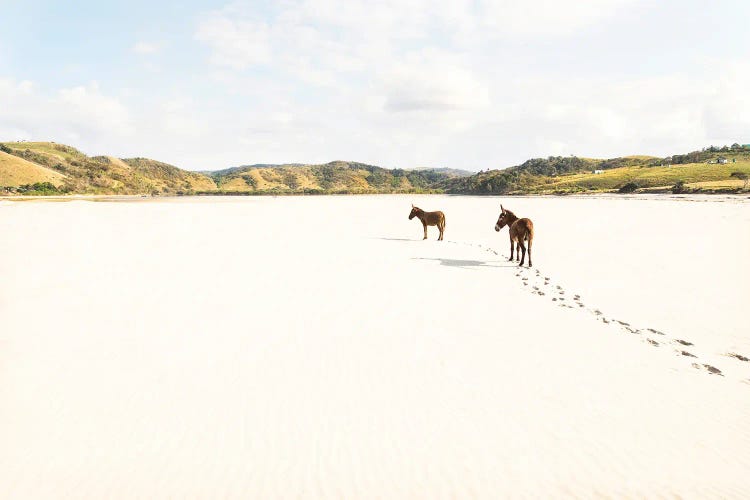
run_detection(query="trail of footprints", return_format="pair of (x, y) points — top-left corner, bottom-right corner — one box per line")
(469, 241), (750, 381)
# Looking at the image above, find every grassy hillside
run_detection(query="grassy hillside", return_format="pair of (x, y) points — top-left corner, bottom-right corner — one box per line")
(208, 161), (461, 194)
(536, 158), (750, 193)
(443, 146), (750, 195)
(1, 142), (461, 196)
(3, 140), (748, 196)
(120, 157), (217, 193)
(0, 150), (67, 187)
(0, 142), (219, 195)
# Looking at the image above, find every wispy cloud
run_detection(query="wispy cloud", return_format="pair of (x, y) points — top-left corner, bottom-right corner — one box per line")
(194, 9), (271, 69)
(2, 0), (749, 170)
(131, 41), (162, 55)
(0, 79), (133, 146)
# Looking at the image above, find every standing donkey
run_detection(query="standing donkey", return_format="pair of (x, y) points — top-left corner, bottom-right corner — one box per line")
(408, 204), (446, 241)
(494, 205), (534, 267)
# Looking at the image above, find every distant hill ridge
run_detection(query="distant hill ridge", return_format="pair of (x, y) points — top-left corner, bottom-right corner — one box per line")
(0, 142), (215, 195)
(0, 142), (463, 195)
(1, 140), (748, 195)
(208, 160), (468, 194)
(439, 145), (750, 195)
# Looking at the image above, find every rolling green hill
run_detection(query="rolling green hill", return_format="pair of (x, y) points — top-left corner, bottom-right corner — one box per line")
(2, 141), (748, 196)
(0, 150), (67, 187)
(0, 142), (463, 196)
(0, 142), (218, 195)
(208, 161), (467, 194)
(442, 146), (750, 195)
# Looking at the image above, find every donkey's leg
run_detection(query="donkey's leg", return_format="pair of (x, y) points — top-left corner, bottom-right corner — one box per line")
(423, 222), (428, 240)
(518, 239), (527, 266)
(508, 237), (514, 261)
(516, 242), (521, 261)
(438, 221), (445, 240)
(527, 236), (532, 267)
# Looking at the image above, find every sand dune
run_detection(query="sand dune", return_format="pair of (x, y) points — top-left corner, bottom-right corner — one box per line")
(1, 195), (748, 498)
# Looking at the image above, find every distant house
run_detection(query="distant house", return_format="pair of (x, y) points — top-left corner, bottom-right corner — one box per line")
(717, 157), (728, 164)
(593, 169), (604, 174)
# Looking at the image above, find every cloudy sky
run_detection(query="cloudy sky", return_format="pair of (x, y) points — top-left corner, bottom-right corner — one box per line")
(1, 0), (748, 171)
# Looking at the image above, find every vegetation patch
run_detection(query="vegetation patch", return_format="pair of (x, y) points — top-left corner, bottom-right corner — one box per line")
(3, 141), (748, 196)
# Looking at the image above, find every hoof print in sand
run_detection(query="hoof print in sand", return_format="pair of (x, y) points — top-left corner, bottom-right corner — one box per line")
(498, 254), (732, 381)
(692, 364), (723, 376)
(703, 364), (723, 375)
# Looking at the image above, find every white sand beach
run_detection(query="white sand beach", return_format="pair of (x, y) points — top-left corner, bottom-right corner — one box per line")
(1, 194), (749, 498)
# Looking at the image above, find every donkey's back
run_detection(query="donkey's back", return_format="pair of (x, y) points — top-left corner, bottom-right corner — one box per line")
(511, 217), (533, 240)
(423, 210), (445, 226)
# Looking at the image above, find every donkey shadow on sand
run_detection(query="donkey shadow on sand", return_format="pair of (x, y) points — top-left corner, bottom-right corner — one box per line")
(411, 257), (519, 270)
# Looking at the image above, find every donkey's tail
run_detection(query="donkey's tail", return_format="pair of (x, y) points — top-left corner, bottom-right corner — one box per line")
(523, 223), (534, 242)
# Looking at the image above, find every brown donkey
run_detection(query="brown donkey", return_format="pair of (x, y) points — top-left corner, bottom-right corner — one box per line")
(409, 204), (446, 240)
(494, 205), (534, 267)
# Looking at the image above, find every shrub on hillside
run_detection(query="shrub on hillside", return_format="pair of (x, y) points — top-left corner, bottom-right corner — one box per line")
(618, 182), (638, 193)
(671, 180), (687, 194)
(282, 172), (298, 190)
(16, 182), (68, 195)
(730, 171), (749, 189)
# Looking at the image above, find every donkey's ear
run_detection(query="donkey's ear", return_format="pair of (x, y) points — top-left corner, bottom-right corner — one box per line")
(411, 203), (415, 208)
(500, 204), (504, 211)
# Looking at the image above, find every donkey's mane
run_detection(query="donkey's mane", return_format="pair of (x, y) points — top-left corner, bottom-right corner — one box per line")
(503, 208), (517, 217)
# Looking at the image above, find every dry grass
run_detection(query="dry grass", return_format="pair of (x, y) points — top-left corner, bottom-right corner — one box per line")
(0, 151), (67, 187)
(530, 159), (750, 193)
(4, 142), (85, 163)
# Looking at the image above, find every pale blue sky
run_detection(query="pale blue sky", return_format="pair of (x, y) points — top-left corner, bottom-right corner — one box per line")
(1, 0), (749, 171)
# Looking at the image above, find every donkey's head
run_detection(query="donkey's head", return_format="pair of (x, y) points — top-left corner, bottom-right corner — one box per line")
(408, 204), (421, 220)
(495, 204), (515, 231)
